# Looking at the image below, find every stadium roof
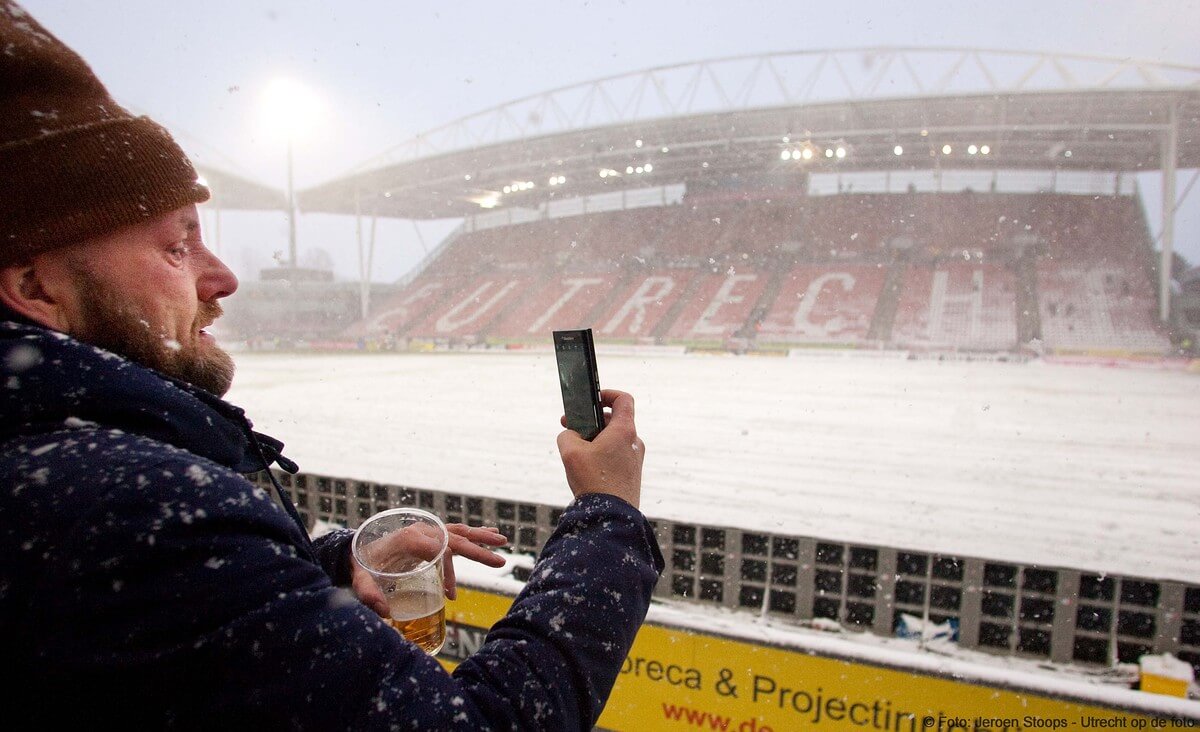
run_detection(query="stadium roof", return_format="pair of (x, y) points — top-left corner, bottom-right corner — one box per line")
(297, 48), (1200, 219)
(197, 165), (287, 211)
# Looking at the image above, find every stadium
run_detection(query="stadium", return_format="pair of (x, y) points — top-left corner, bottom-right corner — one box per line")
(211, 49), (1200, 718)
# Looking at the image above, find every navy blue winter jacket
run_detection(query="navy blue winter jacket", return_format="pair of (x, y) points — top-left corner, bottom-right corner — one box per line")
(0, 313), (664, 730)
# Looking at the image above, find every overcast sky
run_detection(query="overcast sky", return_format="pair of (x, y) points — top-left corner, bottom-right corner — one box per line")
(20, 0), (1200, 281)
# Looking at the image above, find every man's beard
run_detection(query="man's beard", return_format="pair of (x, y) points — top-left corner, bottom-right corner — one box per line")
(70, 273), (236, 397)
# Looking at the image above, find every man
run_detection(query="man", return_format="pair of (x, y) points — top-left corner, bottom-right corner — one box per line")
(0, 2), (663, 729)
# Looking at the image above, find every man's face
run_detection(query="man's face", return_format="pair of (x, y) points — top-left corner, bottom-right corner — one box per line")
(61, 205), (240, 396)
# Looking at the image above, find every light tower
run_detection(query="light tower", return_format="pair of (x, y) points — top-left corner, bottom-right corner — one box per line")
(260, 77), (321, 269)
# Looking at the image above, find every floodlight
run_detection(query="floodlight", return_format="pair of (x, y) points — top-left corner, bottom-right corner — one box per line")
(259, 77), (323, 269)
(260, 77), (322, 141)
(644, 164), (652, 173)
(942, 145), (952, 155)
(894, 145), (903, 156)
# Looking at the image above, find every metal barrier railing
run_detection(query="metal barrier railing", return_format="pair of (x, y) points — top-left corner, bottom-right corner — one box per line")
(252, 469), (1200, 674)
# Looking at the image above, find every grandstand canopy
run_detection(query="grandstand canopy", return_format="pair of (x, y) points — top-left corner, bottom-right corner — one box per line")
(197, 165), (287, 211)
(298, 48), (1200, 220)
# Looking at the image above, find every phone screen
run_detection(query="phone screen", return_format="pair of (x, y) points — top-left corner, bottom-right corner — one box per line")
(555, 331), (602, 439)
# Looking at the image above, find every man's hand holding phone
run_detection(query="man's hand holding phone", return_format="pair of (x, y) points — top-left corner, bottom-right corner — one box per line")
(557, 389), (645, 509)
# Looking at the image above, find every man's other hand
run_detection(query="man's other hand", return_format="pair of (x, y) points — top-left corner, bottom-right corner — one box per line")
(351, 524), (508, 617)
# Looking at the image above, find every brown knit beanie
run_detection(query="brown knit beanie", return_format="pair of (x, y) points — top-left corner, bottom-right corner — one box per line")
(0, 0), (210, 266)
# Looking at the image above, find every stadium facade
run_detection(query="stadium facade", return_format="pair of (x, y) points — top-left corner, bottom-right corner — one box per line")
(281, 48), (1200, 354)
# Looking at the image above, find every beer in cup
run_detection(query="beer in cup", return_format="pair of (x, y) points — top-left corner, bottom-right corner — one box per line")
(352, 508), (448, 654)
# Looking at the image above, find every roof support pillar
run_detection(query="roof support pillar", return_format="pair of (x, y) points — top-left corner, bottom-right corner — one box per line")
(411, 219), (428, 255)
(366, 216), (377, 319)
(205, 205), (222, 256)
(1160, 98), (1178, 323)
(287, 139), (298, 269)
(355, 191), (377, 321)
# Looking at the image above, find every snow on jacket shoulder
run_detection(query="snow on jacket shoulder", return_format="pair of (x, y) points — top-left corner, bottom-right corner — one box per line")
(0, 316), (664, 730)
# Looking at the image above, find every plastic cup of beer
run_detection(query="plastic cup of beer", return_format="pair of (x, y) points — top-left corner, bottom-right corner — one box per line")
(352, 507), (448, 654)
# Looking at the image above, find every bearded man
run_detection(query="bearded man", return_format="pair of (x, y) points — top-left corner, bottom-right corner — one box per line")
(0, 2), (662, 729)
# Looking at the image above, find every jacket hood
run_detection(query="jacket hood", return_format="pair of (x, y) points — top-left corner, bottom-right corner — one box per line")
(0, 312), (295, 475)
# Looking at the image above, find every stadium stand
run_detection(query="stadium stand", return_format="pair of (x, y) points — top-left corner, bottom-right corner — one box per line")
(757, 265), (889, 344)
(490, 273), (626, 338)
(653, 203), (737, 265)
(592, 269), (698, 339)
(666, 270), (771, 341)
(1179, 266), (1200, 342)
(1037, 265), (1169, 352)
(1031, 195), (1171, 351)
(892, 263), (1019, 351)
(406, 276), (534, 339)
(223, 280), (397, 345)
(334, 191), (1169, 354)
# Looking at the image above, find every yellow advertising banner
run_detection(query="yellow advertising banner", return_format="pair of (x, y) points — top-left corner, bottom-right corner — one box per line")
(438, 586), (1196, 731)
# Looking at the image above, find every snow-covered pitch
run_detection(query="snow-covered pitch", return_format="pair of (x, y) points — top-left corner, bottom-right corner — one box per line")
(227, 351), (1200, 585)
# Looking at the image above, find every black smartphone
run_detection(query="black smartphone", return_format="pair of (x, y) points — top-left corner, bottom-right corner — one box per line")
(553, 328), (604, 440)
